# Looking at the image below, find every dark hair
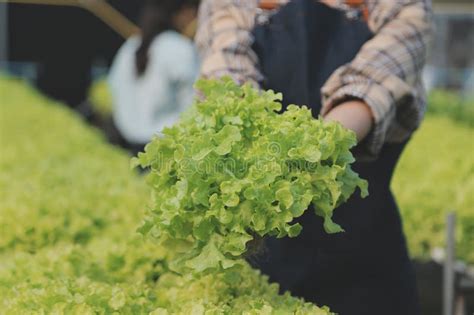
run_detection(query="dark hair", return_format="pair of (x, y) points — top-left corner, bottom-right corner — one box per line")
(135, 0), (199, 76)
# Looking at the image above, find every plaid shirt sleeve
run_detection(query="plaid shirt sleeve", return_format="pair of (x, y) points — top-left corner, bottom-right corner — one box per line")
(196, 0), (433, 159)
(195, 0), (261, 86)
(321, 0), (433, 158)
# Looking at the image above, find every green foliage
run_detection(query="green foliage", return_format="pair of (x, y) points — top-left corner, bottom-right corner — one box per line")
(393, 115), (474, 263)
(0, 77), (148, 253)
(0, 240), (330, 314)
(427, 89), (474, 127)
(0, 77), (333, 314)
(135, 78), (367, 274)
(0, 239), (167, 314)
(151, 264), (333, 314)
(89, 78), (113, 117)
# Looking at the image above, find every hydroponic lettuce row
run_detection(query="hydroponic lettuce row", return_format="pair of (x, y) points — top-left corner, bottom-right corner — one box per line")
(0, 76), (334, 314)
(0, 77), (149, 253)
(134, 78), (368, 275)
(1, 239), (332, 314)
(392, 115), (474, 263)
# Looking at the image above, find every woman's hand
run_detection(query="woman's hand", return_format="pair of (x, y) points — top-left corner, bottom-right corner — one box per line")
(323, 100), (374, 142)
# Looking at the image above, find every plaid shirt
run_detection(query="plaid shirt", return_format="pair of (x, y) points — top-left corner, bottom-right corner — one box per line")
(195, 0), (433, 159)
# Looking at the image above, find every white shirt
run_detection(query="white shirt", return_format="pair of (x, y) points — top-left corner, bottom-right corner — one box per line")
(108, 31), (199, 144)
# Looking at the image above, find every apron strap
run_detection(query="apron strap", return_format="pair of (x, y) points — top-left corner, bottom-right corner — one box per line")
(252, 0), (373, 111)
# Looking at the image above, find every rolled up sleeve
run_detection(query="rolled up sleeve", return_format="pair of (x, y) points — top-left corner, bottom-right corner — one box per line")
(321, 0), (433, 159)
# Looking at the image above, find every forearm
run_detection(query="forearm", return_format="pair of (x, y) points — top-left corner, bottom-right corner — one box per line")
(321, 0), (432, 157)
(323, 100), (374, 142)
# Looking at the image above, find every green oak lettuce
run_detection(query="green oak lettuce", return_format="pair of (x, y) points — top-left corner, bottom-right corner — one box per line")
(135, 78), (368, 274)
(0, 241), (332, 314)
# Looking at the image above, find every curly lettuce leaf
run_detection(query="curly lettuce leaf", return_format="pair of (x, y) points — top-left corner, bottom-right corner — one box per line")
(135, 78), (368, 274)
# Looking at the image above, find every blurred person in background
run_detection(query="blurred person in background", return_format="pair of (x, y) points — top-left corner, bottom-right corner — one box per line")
(109, 0), (200, 155)
(196, 0), (432, 314)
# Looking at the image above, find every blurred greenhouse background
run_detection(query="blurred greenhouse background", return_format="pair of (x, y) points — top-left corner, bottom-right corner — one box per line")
(424, 0), (474, 98)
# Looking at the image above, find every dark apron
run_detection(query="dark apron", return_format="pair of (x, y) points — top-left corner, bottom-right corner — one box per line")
(251, 1), (420, 314)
